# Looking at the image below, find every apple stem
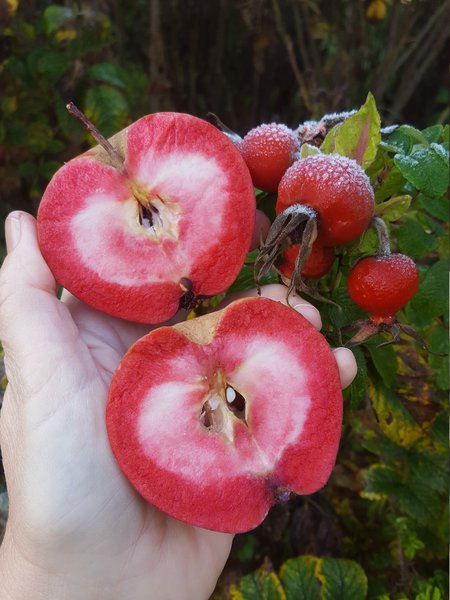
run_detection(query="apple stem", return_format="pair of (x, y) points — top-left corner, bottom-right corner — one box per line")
(66, 102), (126, 174)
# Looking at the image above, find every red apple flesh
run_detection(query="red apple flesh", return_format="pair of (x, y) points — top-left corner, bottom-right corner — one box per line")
(106, 297), (343, 533)
(37, 112), (256, 323)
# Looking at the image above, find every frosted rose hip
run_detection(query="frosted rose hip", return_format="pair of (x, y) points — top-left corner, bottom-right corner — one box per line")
(277, 154), (375, 246)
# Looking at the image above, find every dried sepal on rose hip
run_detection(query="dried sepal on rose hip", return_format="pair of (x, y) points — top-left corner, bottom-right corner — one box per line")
(37, 105), (255, 324)
(254, 153), (375, 297)
(276, 240), (336, 302)
(106, 297), (343, 533)
(345, 217), (434, 351)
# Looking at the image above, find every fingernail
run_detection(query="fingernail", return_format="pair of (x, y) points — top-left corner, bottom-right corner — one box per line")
(293, 303), (322, 329)
(332, 347), (355, 361)
(5, 213), (22, 252)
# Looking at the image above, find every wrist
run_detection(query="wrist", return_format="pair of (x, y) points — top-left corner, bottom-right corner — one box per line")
(0, 526), (104, 600)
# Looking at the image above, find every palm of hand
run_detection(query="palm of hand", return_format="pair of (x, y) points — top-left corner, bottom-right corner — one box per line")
(1, 289), (231, 599)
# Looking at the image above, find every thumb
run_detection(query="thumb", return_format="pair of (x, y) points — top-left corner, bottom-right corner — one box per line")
(0, 212), (78, 385)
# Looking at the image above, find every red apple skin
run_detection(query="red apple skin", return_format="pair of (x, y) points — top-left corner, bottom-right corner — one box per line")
(37, 112), (256, 324)
(106, 297), (343, 533)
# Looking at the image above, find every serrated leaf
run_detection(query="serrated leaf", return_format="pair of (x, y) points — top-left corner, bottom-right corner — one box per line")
(409, 260), (449, 321)
(374, 195), (411, 221)
(394, 145), (449, 198)
(418, 193), (449, 222)
(363, 463), (401, 500)
(315, 557), (368, 600)
(397, 219), (437, 259)
(321, 92), (381, 168)
(230, 564), (287, 600)
(382, 125), (429, 155)
(408, 448), (448, 494)
(279, 555), (321, 600)
(396, 478), (442, 525)
(368, 379), (423, 447)
(88, 63), (126, 88)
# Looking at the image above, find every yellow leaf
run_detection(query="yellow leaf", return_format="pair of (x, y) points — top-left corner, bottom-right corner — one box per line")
(366, 0), (387, 21)
(55, 29), (77, 42)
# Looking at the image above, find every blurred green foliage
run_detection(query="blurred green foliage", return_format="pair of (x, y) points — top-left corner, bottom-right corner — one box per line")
(0, 2), (448, 599)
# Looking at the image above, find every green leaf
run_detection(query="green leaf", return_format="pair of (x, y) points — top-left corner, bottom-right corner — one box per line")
(227, 250), (278, 294)
(83, 86), (129, 138)
(396, 478), (442, 525)
(346, 346), (367, 412)
(321, 92), (381, 168)
(409, 260), (449, 321)
(316, 557), (368, 600)
(279, 556), (321, 600)
(408, 448), (448, 494)
(363, 463), (402, 500)
(421, 125), (444, 144)
(418, 193), (449, 222)
(397, 219), (438, 259)
(374, 195), (411, 222)
(428, 327), (449, 391)
(431, 411), (449, 448)
(368, 379), (423, 447)
(299, 143), (321, 158)
(394, 145), (449, 198)
(394, 516), (425, 559)
(415, 585), (442, 600)
(88, 63), (126, 88)
(374, 167), (406, 202)
(382, 125), (429, 155)
(37, 50), (68, 83)
(366, 342), (397, 388)
(43, 5), (74, 35)
(230, 563), (287, 600)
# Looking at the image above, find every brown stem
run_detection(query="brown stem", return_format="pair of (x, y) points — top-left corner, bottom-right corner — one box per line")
(66, 102), (126, 174)
(371, 217), (391, 257)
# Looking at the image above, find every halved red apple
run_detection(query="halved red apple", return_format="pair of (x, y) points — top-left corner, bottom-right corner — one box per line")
(106, 297), (343, 533)
(37, 112), (256, 323)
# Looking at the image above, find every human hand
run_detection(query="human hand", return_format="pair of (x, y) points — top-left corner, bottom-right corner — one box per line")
(0, 211), (356, 600)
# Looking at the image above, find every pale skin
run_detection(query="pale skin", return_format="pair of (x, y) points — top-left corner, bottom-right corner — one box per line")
(0, 211), (357, 600)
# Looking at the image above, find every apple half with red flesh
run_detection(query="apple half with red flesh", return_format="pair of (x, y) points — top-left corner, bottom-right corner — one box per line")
(106, 297), (343, 533)
(37, 112), (256, 323)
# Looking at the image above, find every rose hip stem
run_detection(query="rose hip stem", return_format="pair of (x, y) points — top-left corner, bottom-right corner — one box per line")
(371, 215), (391, 256)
